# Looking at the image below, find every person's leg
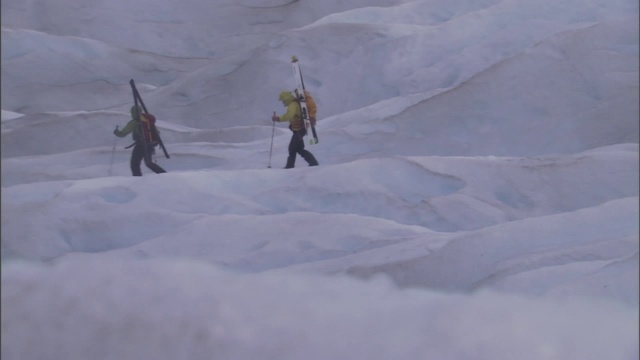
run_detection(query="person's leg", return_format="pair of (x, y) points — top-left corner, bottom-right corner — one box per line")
(130, 143), (144, 176)
(285, 133), (298, 168)
(143, 145), (166, 174)
(295, 132), (318, 166)
(300, 149), (318, 166)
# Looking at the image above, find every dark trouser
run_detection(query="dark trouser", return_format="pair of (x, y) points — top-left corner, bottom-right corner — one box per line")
(130, 142), (166, 176)
(286, 130), (318, 168)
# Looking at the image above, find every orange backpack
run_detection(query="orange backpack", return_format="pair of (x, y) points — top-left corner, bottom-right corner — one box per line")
(304, 91), (317, 126)
(139, 113), (159, 145)
(294, 90), (317, 127)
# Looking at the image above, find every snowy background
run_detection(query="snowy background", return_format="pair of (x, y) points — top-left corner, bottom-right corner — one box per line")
(1, 0), (639, 359)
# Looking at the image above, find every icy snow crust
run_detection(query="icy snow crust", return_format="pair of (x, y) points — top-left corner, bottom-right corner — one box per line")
(1, 0), (638, 359)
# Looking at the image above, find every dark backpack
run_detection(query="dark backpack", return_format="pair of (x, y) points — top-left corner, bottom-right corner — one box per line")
(139, 113), (159, 145)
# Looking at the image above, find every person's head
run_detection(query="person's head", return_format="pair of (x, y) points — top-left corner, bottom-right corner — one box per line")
(130, 105), (142, 118)
(278, 91), (295, 105)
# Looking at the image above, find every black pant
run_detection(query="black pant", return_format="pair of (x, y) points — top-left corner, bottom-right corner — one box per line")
(286, 130), (318, 168)
(130, 142), (166, 176)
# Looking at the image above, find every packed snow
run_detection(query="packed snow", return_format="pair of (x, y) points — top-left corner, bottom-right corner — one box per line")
(1, 0), (638, 359)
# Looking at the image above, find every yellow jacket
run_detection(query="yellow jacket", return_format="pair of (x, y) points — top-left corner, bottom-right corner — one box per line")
(276, 91), (303, 131)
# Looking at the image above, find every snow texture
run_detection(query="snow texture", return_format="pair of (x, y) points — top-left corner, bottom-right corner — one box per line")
(1, 0), (638, 359)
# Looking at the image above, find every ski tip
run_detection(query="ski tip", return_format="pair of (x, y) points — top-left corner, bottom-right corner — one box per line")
(291, 56), (298, 62)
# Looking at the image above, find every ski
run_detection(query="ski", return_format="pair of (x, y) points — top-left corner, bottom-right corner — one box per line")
(291, 56), (319, 145)
(129, 79), (170, 159)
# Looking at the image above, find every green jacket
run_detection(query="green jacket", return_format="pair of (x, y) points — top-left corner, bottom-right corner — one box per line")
(276, 91), (303, 131)
(115, 106), (142, 142)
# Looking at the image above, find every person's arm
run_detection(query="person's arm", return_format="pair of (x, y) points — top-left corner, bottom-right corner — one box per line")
(114, 119), (136, 137)
(278, 103), (300, 122)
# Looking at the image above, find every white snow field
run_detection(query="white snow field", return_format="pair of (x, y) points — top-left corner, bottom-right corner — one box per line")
(1, 0), (638, 359)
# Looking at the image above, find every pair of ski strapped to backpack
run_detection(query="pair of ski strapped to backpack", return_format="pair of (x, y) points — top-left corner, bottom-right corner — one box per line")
(129, 79), (170, 160)
(291, 56), (319, 145)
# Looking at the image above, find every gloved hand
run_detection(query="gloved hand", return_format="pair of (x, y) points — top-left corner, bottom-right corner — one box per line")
(113, 126), (119, 135)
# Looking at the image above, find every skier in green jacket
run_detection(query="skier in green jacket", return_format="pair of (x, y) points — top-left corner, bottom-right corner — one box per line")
(113, 105), (166, 176)
(272, 91), (319, 169)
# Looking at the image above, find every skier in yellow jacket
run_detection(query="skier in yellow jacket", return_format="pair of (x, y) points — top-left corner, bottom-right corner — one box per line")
(272, 91), (319, 168)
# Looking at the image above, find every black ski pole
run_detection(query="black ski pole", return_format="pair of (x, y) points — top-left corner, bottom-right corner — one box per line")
(108, 126), (118, 176)
(268, 112), (276, 168)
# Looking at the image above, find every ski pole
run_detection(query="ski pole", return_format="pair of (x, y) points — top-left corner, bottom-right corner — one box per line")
(108, 126), (118, 176)
(268, 112), (276, 168)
